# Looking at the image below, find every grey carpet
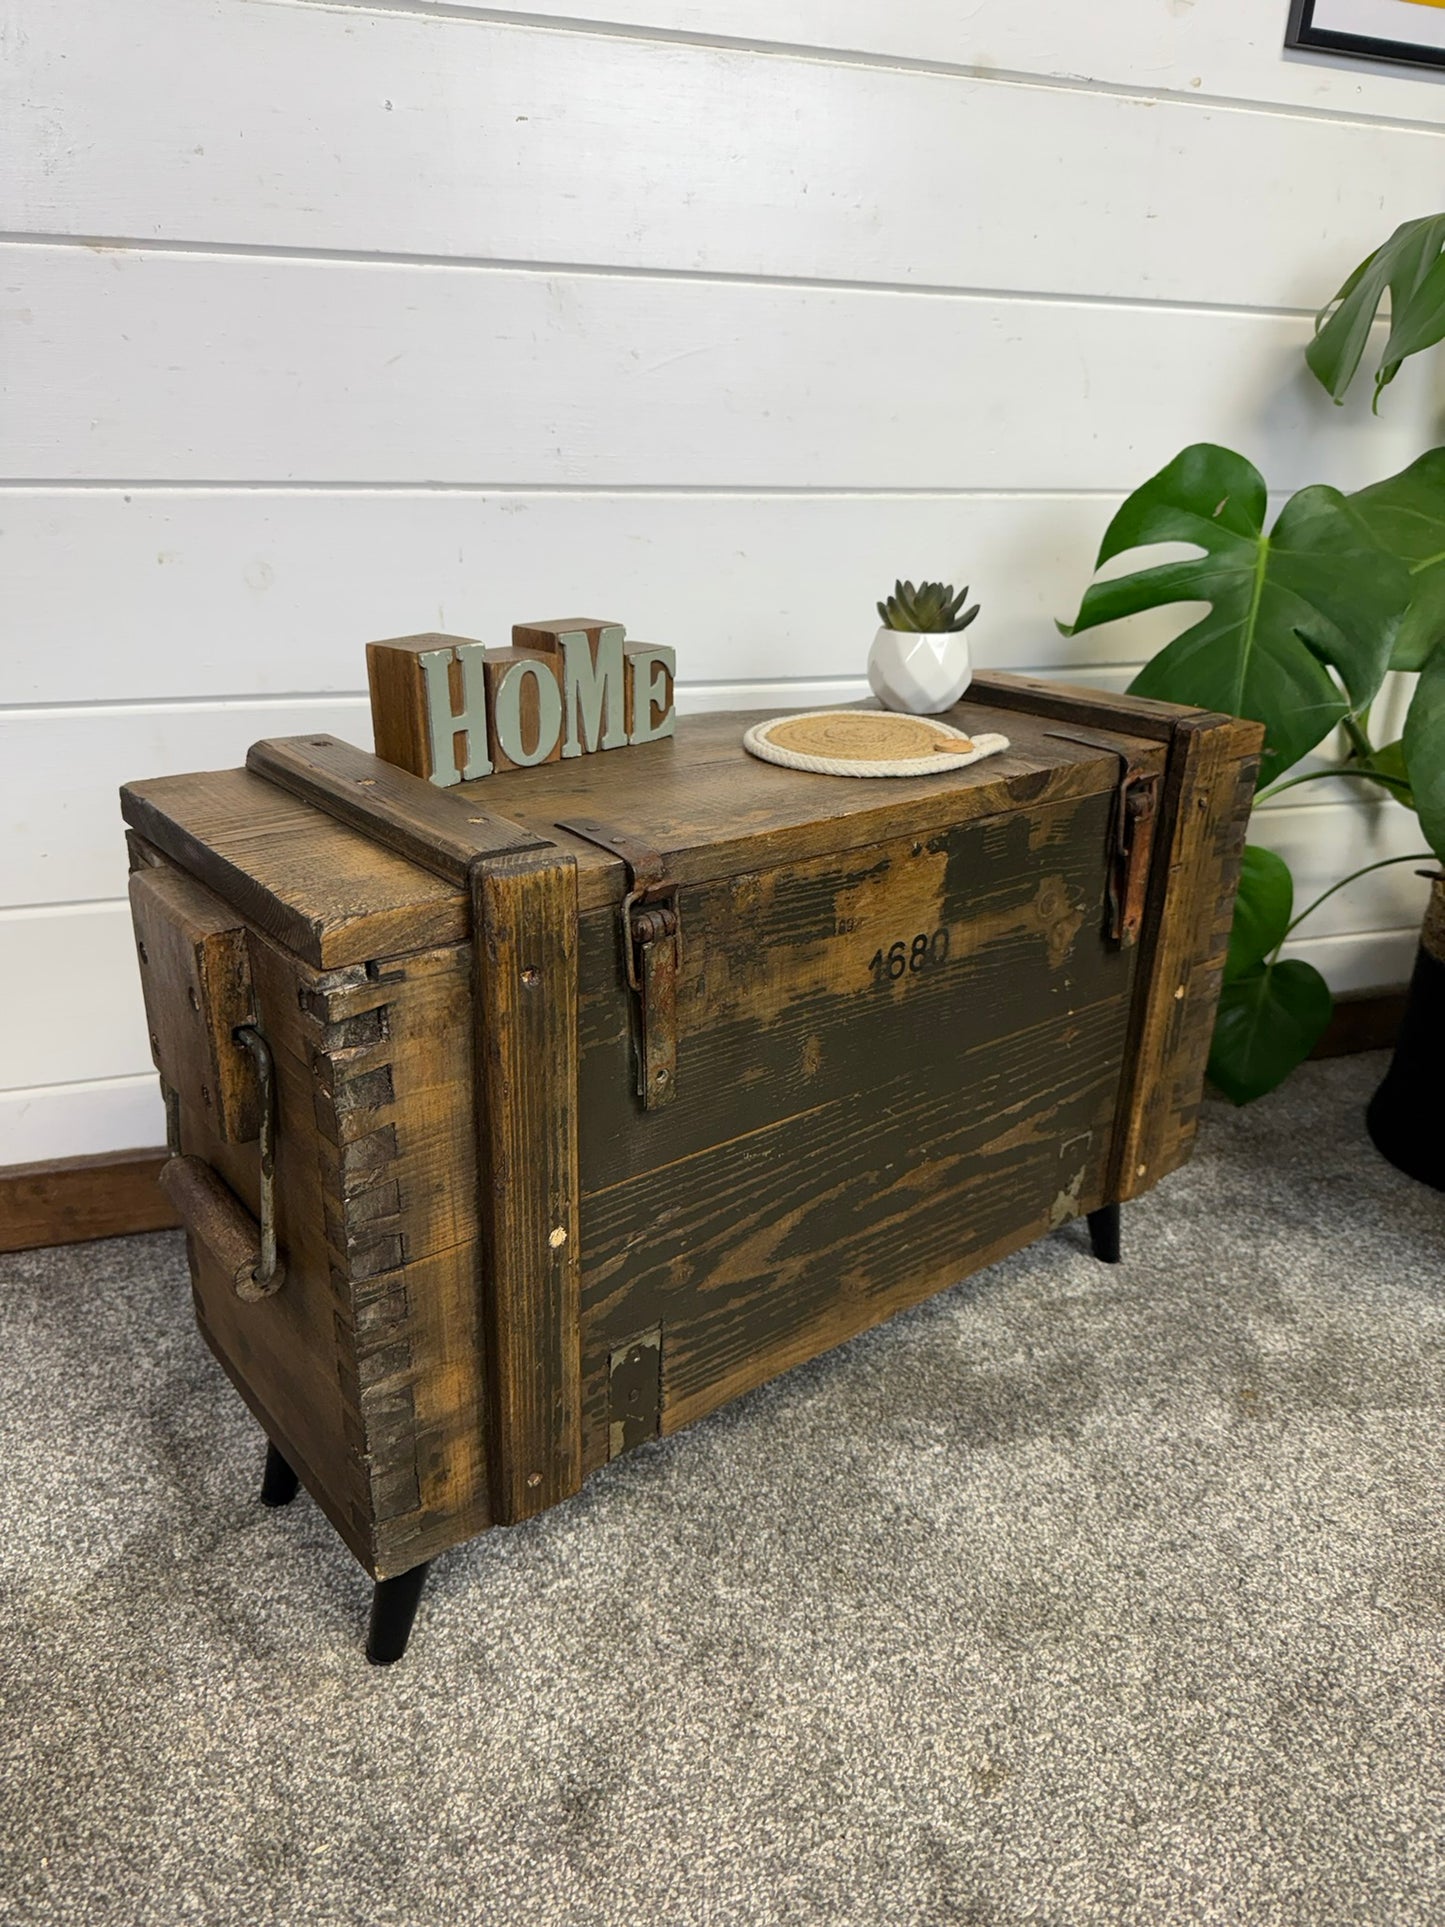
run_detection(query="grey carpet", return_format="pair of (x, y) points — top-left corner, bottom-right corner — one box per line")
(2, 1052), (1443, 1927)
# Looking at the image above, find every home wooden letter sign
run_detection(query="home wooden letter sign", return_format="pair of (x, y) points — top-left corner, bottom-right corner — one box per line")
(367, 620), (676, 787)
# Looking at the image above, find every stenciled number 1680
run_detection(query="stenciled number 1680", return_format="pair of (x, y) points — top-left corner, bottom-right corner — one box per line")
(867, 929), (950, 984)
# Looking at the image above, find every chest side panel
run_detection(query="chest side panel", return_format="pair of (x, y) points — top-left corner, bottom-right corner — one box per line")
(575, 786), (1136, 1467)
(132, 835), (488, 1578)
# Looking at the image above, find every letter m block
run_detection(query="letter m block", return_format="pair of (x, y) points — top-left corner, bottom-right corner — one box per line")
(513, 618), (628, 760)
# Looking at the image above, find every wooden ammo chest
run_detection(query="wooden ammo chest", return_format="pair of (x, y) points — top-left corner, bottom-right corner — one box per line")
(121, 666), (1260, 1661)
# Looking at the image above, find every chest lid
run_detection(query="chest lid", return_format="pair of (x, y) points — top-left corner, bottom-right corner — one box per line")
(240, 695), (1163, 916)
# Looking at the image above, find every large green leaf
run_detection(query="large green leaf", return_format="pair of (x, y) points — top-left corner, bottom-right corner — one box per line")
(1306, 212), (1445, 410)
(1224, 846), (1293, 982)
(1354, 737), (1416, 811)
(1345, 449), (1445, 671)
(1404, 646), (1445, 864)
(1208, 960), (1334, 1105)
(1061, 444), (1409, 785)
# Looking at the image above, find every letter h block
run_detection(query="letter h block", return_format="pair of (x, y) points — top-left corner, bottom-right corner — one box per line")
(367, 632), (495, 787)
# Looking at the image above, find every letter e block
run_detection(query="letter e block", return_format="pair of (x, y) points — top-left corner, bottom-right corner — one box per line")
(625, 645), (676, 744)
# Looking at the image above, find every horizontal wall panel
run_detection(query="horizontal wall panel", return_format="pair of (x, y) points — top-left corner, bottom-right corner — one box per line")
(0, 905), (153, 1089)
(5, 249), (1434, 489)
(1282, 927), (1420, 996)
(1247, 800), (1435, 944)
(0, 489), (1179, 705)
(6, 1), (1442, 313)
(422, 0), (1445, 125)
(0, 697), (371, 906)
(0, 1077), (165, 1169)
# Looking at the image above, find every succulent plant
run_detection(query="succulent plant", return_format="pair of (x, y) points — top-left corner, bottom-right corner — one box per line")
(876, 579), (981, 634)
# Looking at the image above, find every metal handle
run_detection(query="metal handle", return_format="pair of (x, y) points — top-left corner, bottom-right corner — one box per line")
(159, 1023), (284, 1301)
(234, 1025), (282, 1294)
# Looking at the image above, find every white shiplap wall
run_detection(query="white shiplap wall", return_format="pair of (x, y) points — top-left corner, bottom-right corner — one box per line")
(2, 0), (1441, 1163)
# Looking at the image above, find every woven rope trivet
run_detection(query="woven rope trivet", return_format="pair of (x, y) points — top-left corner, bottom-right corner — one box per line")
(743, 710), (1010, 779)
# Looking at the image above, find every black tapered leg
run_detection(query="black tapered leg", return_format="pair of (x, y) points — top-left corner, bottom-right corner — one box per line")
(1086, 1203), (1121, 1265)
(260, 1440), (300, 1508)
(366, 1563), (431, 1666)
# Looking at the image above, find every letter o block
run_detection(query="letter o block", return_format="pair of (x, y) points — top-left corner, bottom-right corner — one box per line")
(483, 649), (564, 772)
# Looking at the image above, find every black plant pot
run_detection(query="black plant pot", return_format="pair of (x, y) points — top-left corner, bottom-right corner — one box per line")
(1366, 875), (1445, 1192)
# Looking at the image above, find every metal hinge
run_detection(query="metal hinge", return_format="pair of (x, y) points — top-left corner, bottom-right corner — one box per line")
(555, 816), (681, 1108)
(1045, 730), (1161, 949)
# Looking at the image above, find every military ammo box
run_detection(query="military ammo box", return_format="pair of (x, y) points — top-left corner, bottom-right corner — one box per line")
(121, 654), (1260, 1660)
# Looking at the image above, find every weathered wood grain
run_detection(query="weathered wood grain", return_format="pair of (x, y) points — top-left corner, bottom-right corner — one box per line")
(968, 669), (1217, 744)
(578, 988), (1129, 1465)
(123, 768), (468, 966)
(1110, 715), (1263, 1198)
(963, 674), (1264, 1200)
(472, 850), (583, 1524)
(159, 1154), (269, 1299)
(246, 734), (544, 880)
(225, 710), (1154, 925)
(129, 863), (259, 1142)
(576, 786), (1132, 1193)
(456, 702), (1153, 913)
(131, 839), (490, 1576)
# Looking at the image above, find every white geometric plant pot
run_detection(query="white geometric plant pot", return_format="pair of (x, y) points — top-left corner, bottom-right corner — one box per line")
(866, 625), (974, 715)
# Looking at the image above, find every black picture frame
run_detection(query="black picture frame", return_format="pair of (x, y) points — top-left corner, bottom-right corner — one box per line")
(1286, 0), (1445, 70)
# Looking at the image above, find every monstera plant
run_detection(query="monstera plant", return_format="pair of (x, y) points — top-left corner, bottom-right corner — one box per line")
(1063, 214), (1445, 1108)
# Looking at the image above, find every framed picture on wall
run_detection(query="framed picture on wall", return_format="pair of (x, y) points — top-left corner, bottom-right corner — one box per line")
(1287, 0), (1445, 69)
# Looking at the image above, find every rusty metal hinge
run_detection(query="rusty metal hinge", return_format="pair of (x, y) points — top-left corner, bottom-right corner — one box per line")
(1044, 730), (1161, 949)
(555, 816), (681, 1108)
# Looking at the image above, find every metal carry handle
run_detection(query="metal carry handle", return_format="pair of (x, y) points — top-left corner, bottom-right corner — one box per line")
(159, 1024), (285, 1301)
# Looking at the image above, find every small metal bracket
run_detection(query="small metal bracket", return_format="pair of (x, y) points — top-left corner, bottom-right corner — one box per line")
(608, 1327), (662, 1458)
(557, 816), (681, 1108)
(1044, 730), (1160, 948)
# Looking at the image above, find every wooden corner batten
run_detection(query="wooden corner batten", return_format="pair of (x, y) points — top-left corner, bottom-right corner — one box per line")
(471, 846), (583, 1524)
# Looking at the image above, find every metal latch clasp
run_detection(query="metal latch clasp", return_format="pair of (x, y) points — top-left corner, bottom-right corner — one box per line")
(556, 816), (682, 1109)
(621, 880), (681, 1107)
(1109, 769), (1159, 948)
(1043, 729), (1161, 949)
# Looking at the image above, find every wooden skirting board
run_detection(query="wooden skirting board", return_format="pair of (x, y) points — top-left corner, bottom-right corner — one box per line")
(1310, 984), (1409, 1060)
(0, 986), (1410, 1255)
(0, 1148), (180, 1255)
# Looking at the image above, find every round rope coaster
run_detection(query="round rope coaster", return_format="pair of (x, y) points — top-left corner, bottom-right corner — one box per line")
(743, 710), (1010, 779)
